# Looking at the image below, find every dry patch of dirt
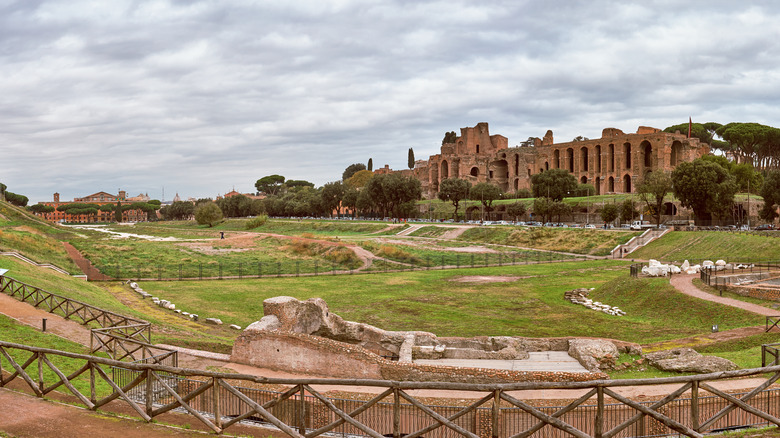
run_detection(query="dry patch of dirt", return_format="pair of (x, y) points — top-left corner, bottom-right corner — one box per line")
(12, 225), (43, 235)
(176, 233), (258, 254)
(450, 275), (530, 284)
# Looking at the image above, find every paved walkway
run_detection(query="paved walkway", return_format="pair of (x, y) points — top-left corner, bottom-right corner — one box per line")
(670, 273), (780, 316)
(415, 351), (589, 372)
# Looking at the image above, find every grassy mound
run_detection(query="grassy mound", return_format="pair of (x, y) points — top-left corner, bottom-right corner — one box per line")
(0, 201), (81, 273)
(458, 226), (639, 256)
(631, 231), (780, 262)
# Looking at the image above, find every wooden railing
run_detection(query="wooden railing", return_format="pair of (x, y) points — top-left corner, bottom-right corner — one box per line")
(90, 325), (177, 366)
(0, 274), (150, 339)
(4, 340), (780, 438)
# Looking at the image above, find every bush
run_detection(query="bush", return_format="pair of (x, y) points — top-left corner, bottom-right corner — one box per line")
(245, 215), (268, 229)
(5, 191), (28, 207)
(514, 189), (533, 199)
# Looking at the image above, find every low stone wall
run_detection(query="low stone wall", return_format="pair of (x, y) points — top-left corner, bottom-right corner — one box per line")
(231, 330), (608, 383)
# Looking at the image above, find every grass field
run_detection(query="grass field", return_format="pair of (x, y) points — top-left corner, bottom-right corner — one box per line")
(457, 226), (640, 256)
(0, 202), (81, 273)
(0, 257), (238, 352)
(631, 231), (780, 262)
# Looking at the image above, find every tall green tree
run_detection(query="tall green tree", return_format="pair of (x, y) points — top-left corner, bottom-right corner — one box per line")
(194, 202), (223, 227)
(637, 171), (673, 228)
(367, 158), (373, 171)
(115, 201), (122, 222)
(759, 170), (780, 223)
(469, 183), (501, 221)
(321, 181), (346, 217)
(437, 178), (471, 220)
(716, 122), (780, 170)
(365, 174), (421, 219)
(600, 203), (619, 227)
(505, 202), (527, 222)
(672, 158), (738, 224)
(408, 148), (415, 169)
(619, 199), (638, 224)
(342, 163), (366, 181)
(530, 169), (578, 201)
(255, 175), (286, 195)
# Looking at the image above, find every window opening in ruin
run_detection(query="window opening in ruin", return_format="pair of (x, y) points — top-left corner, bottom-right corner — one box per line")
(624, 143), (632, 169)
(643, 142), (652, 168)
(514, 179), (519, 190)
(608, 176), (615, 192)
(609, 144), (615, 172)
(489, 170), (493, 178)
(623, 174), (632, 193)
(596, 145), (602, 171)
(476, 144), (480, 153)
(527, 169), (531, 177)
(514, 155), (519, 174)
(580, 147), (588, 171)
(595, 177), (601, 195)
(567, 148), (574, 172)
(554, 150), (560, 169)
(545, 161), (549, 171)
(470, 167), (479, 177)
(671, 141), (682, 166)
(581, 176), (587, 184)
(441, 160), (449, 179)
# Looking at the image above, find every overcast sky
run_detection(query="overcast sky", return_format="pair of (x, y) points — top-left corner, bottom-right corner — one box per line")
(2, 1), (779, 203)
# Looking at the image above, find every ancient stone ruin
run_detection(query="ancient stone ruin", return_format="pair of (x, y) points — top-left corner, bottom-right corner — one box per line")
(231, 296), (645, 382)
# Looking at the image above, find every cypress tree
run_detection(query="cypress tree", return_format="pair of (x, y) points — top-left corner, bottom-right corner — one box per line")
(115, 200), (122, 222)
(367, 158), (373, 171)
(408, 148), (415, 169)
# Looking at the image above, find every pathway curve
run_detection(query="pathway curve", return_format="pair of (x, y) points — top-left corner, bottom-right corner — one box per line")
(670, 273), (780, 316)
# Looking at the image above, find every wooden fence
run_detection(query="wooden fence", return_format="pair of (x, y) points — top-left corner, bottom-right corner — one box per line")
(4, 340), (780, 437)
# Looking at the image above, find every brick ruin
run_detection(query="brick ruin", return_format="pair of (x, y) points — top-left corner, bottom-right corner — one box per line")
(377, 123), (710, 199)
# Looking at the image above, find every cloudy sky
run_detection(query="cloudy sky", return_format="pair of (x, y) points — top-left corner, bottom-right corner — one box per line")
(2, 0), (779, 203)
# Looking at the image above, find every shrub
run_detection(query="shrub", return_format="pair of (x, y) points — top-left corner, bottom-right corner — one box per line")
(245, 215), (268, 230)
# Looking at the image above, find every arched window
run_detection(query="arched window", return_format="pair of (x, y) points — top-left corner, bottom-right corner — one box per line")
(608, 144), (615, 172)
(595, 145), (602, 171)
(642, 141), (652, 169)
(554, 150), (560, 168)
(580, 147), (588, 171)
(624, 143), (632, 169)
(623, 174), (632, 193)
(441, 160), (449, 179)
(567, 148), (574, 172)
(608, 177), (614, 192)
(470, 167), (479, 177)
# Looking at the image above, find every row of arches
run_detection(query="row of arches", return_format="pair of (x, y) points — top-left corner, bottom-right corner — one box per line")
(544, 140), (668, 174)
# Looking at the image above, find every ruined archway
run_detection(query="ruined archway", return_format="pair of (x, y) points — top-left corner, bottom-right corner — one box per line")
(623, 174), (632, 193)
(664, 202), (678, 215)
(441, 160), (449, 179)
(624, 143), (632, 169)
(580, 176), (588, 184)
(489, 159), (509, 191)
(554, 150), (560, 169)
(580, 147), (588, 171)
(595, 177), (601, 195)
(470, 167), (479, 177)
(608, 144), (615, 172)
(608, 176), (615, 192)
(595, 145), (602, 172)
(671, 141), (682, 166)
(567, 148), (574, 172)
(641, 141), (652, 169)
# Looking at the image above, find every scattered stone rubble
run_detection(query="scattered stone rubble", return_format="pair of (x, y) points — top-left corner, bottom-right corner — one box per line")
(642, 259), (755, 277)
(125, 281), (241, 329)
(644, 348), (738, 373)
(564, 288), (626, 316)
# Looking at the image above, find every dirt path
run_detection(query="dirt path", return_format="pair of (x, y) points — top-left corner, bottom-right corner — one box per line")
(670, 273), (780, 316)
(0, 292), (92, 346)
(62, 242), (111, 280)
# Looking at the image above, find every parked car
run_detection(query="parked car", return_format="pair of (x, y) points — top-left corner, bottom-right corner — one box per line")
(584, 224), (596, 229)
(755, 224), (775, 231)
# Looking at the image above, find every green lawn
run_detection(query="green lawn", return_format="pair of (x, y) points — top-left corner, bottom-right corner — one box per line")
(631, 231), (780, 262)
(136, 259), (763, 344)
(0, 201), (81, 273)
(457, 226), (640, 256)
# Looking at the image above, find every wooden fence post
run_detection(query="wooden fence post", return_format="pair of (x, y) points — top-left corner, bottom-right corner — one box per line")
(691, 380), (699, 431)
(595, 386), (604, 438)
(213, 377), (221, 429)
(393, 388), (401, 438)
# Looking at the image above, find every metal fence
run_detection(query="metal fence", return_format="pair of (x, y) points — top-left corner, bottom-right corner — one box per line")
(94, 251), (591, 281)
(699, 261), (780, 288)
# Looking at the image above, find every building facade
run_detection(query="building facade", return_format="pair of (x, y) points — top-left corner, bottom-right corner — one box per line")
(381, 123), (710, 199)
(36, 191), (149, 223)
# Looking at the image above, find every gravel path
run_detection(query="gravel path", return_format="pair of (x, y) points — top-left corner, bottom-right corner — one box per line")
(670, 273), (780, 316)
